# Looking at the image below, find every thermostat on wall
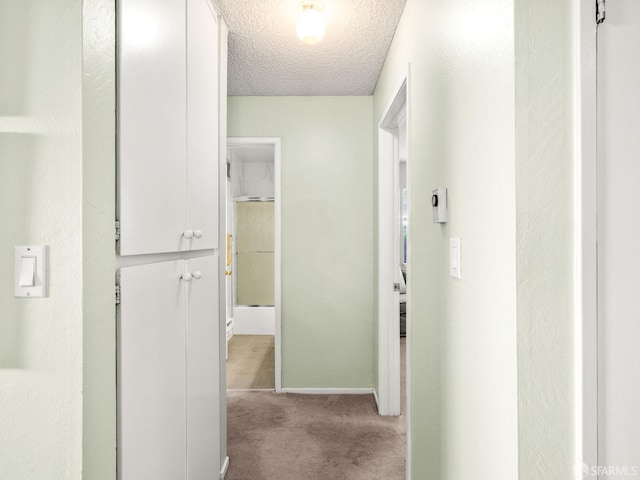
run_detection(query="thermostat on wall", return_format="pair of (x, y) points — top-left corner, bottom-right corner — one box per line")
(432, 188), (447, 223)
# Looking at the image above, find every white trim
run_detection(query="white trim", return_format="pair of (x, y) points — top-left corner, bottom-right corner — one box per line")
(373, 388), (380, 410)
(227, 137), (282, 393)
(377, 72), (409, 418)
(219, 455), (229, 479)
(574, 0), (598, 476)
(280, 388), (375, 395)
(227, 388), (276, 392)
(405, 64), (412, 480)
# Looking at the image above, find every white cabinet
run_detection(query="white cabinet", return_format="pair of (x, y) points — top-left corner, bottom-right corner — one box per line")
(118, 0), (223, 255)
(119, 256), (220, 479)
(185, 255), (221, 478)
(186, 0), (220, 254)
(117, 0), (227, 476)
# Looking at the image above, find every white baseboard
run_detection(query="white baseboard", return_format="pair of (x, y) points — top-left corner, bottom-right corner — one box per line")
(280, 388), (375, 395)
(220, 456), (229, 479)
(373, 388), (380, 409)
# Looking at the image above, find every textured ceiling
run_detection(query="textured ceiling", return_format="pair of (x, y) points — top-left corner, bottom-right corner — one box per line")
(217, 0), (407, 96)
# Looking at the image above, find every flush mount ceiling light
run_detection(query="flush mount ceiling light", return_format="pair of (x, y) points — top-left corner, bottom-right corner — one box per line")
(296, 3), (326, 44)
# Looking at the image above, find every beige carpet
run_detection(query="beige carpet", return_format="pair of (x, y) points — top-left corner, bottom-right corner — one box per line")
(226, 391), (406, 480)
(227, 335), (275, 390)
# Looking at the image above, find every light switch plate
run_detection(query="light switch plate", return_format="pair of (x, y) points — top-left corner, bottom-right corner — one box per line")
(14, 245), (47, 297)
(450, 238), (462, 279)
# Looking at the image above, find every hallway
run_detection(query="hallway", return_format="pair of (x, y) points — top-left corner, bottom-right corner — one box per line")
(225, 337), (407, 478)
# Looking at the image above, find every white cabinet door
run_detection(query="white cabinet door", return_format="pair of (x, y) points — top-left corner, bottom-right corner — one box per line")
(118, 0), (188, 255)
(119, 260), (187, 479)
(185, 255), (220, 478)
(186, 0), (220, 251)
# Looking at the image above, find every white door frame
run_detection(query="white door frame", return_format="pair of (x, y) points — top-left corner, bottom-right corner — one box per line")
(226, 137), (282, 392)
(574, 0), (598, 475)
(377, 70), (410, 420)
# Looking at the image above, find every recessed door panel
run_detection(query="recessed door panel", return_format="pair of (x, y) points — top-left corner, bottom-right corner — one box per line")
(119, 260), (186, 479)
(185, 255), (220, 478)
(186, 0), (219, 251)
(118, 0), (188, 255)
(597, 0), (640, 471)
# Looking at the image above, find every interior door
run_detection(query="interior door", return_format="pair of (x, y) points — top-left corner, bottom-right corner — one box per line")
(186, 0), (219, 250)
(119, 260), (187, 479)
(185, 255), (220, 479)
(118, 0), (187, 255)
(597, 0), (640, 472)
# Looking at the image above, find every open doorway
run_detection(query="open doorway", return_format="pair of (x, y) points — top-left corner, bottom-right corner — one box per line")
(226, 138), (281, 392)
(378, 73), (409, 421)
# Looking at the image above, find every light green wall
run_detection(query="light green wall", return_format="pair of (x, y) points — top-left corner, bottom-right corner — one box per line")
(374, 0), (519, 478)
(82, 0), (117, 478)
(514, 0), (575, 478)
(228, 96), (374, 388)
(0, 0), (116, 478)
(375, 0), (577, 478)
(0, 0), (84, 476)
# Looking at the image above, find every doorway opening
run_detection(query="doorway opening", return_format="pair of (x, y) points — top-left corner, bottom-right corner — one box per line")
(378, 72), (410, 426)
(225, 138), (281, 392)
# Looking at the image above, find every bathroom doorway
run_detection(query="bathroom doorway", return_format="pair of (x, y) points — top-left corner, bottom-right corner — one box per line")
(226, 138), (281, 391)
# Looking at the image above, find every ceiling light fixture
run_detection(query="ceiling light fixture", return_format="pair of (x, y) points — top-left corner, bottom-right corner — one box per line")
(296, 3), (326, 45)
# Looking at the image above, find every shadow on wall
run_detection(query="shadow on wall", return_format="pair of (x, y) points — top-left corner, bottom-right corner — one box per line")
(0, 133), (37, 368)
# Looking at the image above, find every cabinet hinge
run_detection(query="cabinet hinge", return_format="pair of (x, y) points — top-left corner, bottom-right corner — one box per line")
(115, 221), (120, 241)
(597, 0), (606, 24)
(393, 283), (400, 292)
(115, 284), (121, 305)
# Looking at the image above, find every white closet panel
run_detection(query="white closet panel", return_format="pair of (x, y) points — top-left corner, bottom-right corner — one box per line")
(185, 255), (220, 478)
(118, 0), (188, 255)
(187, 0), (220, 250)
(119, 260), (187, 479)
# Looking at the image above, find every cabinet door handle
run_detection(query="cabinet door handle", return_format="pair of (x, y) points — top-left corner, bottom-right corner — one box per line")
(193, 230), (203, 239)
(192, 271), (202, 280)
(182, 229), (194, 239)
(181, 273), (193, 282)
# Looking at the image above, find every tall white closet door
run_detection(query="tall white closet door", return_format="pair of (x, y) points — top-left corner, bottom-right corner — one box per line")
(119, 260), (187, 479)
(118, 0), (188, 255)
(186, 0), (219, 251)
(185, 255), (220, 478)
(597, 0), (640, 471)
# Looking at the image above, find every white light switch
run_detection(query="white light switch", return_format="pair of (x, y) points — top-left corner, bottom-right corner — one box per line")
(19, 257), (36, 286)
(450, 238), (462, 279)
(15, 246), (47, 297)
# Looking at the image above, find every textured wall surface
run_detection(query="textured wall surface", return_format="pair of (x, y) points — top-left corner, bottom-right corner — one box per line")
(218, 0), (406, 95)
(0, 0), (84, 477)
(82, 0), (117, 478)
(515, 0), (575, 478)
(373, 0), (519, 478)
(228, 96), (375, 388)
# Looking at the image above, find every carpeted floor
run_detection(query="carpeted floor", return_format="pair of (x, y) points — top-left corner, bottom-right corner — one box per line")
(226, 391), (406, 480)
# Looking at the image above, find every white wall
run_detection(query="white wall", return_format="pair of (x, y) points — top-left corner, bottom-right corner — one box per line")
(374, 0), (518, 478)
(374, 0), (577, 478)
(514, 1), (576, 478)
(0, 1), (117, 478)
(82, 0), (117, 477)
(0, 0), (84, 476)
